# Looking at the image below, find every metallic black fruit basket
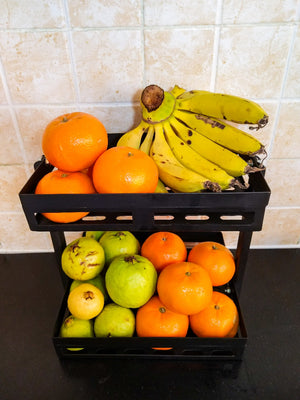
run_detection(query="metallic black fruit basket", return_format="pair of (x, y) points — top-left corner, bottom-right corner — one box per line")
(19, 133), (271, 361)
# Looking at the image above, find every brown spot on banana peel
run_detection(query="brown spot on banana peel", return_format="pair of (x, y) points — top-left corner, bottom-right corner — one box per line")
(195, 114), (226, 129)
(196, 112), (268, 130)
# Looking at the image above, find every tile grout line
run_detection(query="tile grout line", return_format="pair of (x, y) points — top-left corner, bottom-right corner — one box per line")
(0, 21), (298, 33)
(141, 0), (146, 88)
(0, 98), (299, 109)
(62, 0), (81, 109)
(0, 55), (30, 176)
(210, 0), (223, 91)
(265, 24), (298, 164)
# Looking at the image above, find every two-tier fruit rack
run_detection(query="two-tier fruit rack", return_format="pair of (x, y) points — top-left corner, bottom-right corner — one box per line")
(19, 133), (270, 363)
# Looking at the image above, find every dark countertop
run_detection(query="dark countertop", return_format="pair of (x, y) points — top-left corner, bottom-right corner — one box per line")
(0, 249), (299, 400)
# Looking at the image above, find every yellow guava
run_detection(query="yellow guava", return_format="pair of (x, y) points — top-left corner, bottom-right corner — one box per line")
(67, 283), (104, 320)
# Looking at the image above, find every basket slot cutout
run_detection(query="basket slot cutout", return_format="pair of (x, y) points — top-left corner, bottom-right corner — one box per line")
(82, 215), (107, 221)
(83, 213), (134, 224)
(116, 215), (133, 221)
(220, 215), (243, 221)
(154, 215), (175, 221)
(185, 215), (210, 221)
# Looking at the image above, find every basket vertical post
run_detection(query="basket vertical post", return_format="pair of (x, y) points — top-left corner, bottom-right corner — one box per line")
(234, 231), (253, 296)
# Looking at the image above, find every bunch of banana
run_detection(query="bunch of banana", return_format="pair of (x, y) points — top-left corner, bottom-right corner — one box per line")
(116, 84), (268, 193)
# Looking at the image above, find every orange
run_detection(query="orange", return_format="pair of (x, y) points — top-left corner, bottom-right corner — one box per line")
(42, 112), (108, 172)
(141, 232), (187, 273)
(188, 241), (236, 286)
(157, 261), (213, 315)
(136, 295), (189, 338)
(92, 146), (159, 193)
(35, 169), (96, 223)
(189, 291), (239, 338)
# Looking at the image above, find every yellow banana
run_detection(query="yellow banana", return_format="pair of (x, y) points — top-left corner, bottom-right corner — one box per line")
(137, 125), (168, 193)
(176, 90), (268, 128)
(150, 123), (222, 193)
(139, 125), (154, 155)
(174, 109), (265, 156)
(116, 120), (148, 148)
(170, 84), (186, 98)
(162, 121), (236, 190)
(169, 115), (255, 177)
(155, 178), (169, 193)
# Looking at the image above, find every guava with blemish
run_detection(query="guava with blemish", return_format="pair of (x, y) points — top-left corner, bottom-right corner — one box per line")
(99, 231), (140, 266)
(59, 314), (94, 351)
(61, 237), (105, 280)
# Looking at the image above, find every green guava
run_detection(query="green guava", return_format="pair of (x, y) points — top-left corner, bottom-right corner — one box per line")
(99, 231), (140, 266)
(85, 231), (105, 241)
(61, 237), (105, 280)
(59, 314), (94, 351)
(94, 303), (135, 338)
(70, 274), (109, 303)
(105, 255), (157, 308)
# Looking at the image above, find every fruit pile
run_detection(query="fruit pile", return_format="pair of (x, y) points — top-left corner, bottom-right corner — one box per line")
(59, 231), (240, 350)
(35, 111), (160, 223)
(117, 84), (268, 193)
(34, 84), (268, 224)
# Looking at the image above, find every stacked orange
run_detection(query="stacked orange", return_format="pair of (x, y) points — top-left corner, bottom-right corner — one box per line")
(35, 112), (159, 223)
(136, 233), (239, 340)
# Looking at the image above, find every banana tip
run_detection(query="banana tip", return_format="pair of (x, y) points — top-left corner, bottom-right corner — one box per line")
(204, 181), (222, 192)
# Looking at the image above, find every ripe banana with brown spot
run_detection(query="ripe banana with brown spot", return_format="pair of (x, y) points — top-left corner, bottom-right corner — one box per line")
(169, 115), (257, 178)
(174, 108), (265, 156)
(162, 120), (237, 190)
(150, 123), (222, 193)
(176, 90), (268, 128)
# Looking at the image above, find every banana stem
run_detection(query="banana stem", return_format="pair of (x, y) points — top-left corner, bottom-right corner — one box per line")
(141, 85), (176, 124)
(141, 85), (164, 112)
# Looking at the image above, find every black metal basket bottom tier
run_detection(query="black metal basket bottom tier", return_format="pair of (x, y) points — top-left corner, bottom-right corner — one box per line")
(53, 232), (247, 361)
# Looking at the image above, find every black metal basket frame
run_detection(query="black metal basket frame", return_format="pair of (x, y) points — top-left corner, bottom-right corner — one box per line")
(19, 133), (271, 361)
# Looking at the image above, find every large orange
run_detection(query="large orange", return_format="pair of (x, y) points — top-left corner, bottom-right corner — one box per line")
(141, 232), (187, 272)
(136, 295), (189, 338)
(35, 169), (96, 223)
(188, 241), (236, 286)
(189, 291), (239, 338)
(92, 146), (159, 193)
(42, 112), (108, 172)
(157, 261), (213, 315)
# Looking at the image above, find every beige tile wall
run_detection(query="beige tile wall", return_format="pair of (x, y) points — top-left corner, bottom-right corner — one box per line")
(0, 0), (299, 252)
